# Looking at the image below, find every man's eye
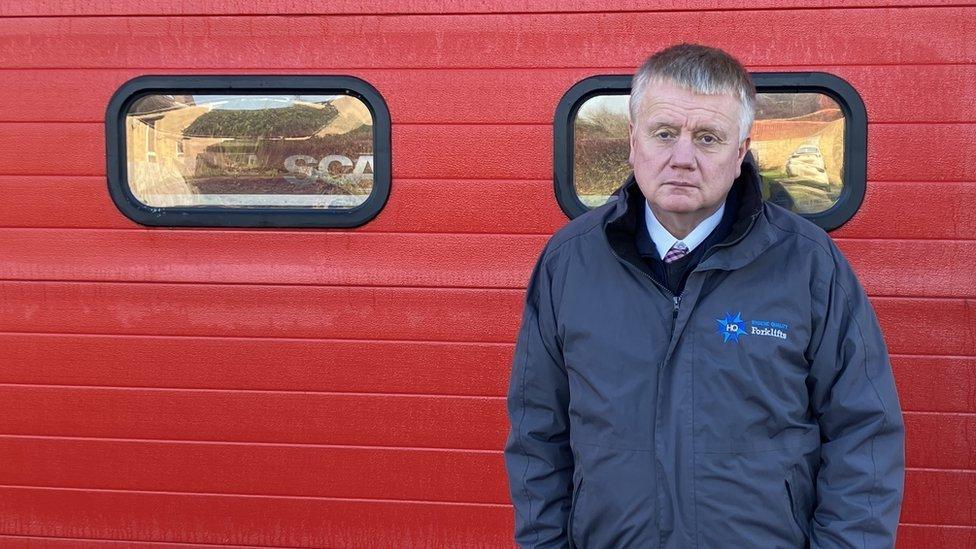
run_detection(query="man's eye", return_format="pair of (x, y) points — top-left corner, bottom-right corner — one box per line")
(699, 134), (717, 144)
(655, 130), (674, 140)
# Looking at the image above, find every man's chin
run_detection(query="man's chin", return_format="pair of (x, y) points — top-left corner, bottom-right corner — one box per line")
(652, 197), (701, 216)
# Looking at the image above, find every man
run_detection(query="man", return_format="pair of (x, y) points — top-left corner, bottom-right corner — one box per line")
(504, 44), (904, 548)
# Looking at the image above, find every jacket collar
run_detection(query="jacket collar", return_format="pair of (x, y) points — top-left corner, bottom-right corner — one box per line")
(603, 154), (774, 274)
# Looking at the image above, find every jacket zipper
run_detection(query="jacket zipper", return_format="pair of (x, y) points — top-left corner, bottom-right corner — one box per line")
(671, 294), (682, 338)
(664, 211), (761, 335)
(605, 245), (683, 542)
(605, 245), (688, 340)
(601, 204), (762, 540)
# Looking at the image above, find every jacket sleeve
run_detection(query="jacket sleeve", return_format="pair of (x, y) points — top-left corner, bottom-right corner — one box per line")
(504, 248), (574, 548)
(806, 243), (905, 548)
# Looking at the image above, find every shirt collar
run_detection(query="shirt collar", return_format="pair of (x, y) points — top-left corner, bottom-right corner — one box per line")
(644, 200), (726, 260)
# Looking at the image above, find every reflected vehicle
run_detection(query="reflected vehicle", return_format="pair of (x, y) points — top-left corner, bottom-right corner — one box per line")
(777, 145), (836, 214)
(785, 145), (829, 189)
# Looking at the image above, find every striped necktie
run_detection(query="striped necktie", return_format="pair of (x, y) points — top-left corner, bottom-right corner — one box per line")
(663, 241), (689, 263)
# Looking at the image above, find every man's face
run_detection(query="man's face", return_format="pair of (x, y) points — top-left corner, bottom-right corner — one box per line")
(629, 79), (751, 222)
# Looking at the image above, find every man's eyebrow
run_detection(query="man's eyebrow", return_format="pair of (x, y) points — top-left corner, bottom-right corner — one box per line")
(693, 125), (729, 136)
(646, 120), (730, 138)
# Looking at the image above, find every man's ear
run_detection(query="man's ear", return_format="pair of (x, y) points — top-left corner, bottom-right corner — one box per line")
(734, 136), (751, 177)
(738, 136), (752, 163)
(628, 121), (636, 166)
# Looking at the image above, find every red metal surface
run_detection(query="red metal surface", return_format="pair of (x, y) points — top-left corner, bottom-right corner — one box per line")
(0, 487), (514, 547)
(2, 9), (975, 68)
(0, 1), (973, 547)
(0, 0), (968, 18)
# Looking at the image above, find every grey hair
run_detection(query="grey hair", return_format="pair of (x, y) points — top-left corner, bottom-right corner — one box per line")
(629, 43), (757, 142)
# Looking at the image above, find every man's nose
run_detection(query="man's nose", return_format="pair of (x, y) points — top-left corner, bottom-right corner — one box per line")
(670, 133), (696, 170)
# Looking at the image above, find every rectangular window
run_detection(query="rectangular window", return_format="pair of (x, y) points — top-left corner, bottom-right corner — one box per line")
(555, 73), (866, 231)
(107, 76), (391, 228)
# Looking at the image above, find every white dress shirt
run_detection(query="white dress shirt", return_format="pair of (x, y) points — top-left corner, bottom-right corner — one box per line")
(644, 201), (726, 260)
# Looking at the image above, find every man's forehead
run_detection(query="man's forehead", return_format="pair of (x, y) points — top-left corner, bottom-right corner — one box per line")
(637, 81), (741, 127)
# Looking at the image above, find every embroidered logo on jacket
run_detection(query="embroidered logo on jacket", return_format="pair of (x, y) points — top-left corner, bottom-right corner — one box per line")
(716, 312), (789, 343)
(716, 312), (747, 343)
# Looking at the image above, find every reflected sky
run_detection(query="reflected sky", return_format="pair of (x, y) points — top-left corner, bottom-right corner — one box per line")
(189, 95), (341, 110)
(577, 94), (629, 119)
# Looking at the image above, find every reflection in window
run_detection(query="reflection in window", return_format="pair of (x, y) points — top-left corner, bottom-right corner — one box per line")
(125, 94), (375, 209)
(751, 93), (845, 214)
(573, 95), (630, 208)
(573, 92), (847, 215)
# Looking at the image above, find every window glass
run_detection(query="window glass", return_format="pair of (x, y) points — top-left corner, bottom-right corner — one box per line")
(573, 94), (630, 208)
(125, 93), (375, 209)
(752, 93), (845, 214)
(572, 92), (847, 215)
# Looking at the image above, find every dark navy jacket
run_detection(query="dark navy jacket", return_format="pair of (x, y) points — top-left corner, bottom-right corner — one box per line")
(504, 163), (905, 548)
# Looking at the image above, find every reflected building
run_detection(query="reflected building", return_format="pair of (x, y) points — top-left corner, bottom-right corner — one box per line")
(125, 94), (375, 209)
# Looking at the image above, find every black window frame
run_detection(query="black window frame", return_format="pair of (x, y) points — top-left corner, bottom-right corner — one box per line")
(106, 75), (391, 228)
(553, 72), (867, 232)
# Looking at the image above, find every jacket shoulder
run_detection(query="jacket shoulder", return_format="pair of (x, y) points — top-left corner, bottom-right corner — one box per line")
(761, 201), (862, 290)
(763, 201), (838, 258)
